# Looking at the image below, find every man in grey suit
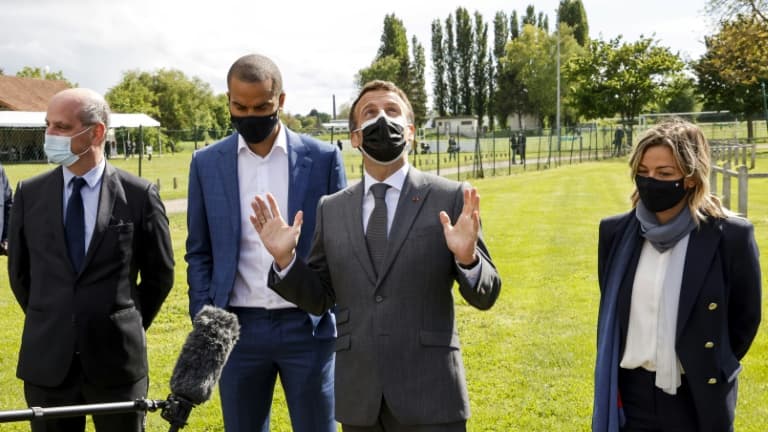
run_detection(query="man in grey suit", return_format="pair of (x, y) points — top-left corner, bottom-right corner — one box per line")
(251, 80), (501, 431)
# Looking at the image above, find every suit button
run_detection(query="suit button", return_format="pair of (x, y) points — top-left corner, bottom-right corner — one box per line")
(375, 295), (384, 303)
(704, 341), (715, 349)
(708, 302), (718, 311)
(707, 378), (718, 384)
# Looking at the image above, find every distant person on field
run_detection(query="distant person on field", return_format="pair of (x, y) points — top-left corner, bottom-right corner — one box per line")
(593, 119), (761, 432)
(510, 132), (518, 164)
(338, 139), (343, 151)
(613, 127), (625, 156)
(518, 132), (526, 165)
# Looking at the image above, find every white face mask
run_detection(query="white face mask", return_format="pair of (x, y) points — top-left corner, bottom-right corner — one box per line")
(44, 126), (92, 167)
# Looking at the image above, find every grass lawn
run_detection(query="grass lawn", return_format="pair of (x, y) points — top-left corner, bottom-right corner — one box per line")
(0, 159), (766, 431)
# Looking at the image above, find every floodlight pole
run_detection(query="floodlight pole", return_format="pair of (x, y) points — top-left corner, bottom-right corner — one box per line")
(555, 12), (561, 158)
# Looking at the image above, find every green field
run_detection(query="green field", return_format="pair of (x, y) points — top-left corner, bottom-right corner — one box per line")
(0, 158), (767, 431)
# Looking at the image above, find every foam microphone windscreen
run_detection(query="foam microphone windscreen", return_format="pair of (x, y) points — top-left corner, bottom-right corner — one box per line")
(169, 306), (240, 404)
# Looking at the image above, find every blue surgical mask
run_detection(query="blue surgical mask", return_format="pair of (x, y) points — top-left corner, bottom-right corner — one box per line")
(44, 126), (92, 166)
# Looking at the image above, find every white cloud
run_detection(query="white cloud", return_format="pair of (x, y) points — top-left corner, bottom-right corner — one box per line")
(1, 0), (710, 116)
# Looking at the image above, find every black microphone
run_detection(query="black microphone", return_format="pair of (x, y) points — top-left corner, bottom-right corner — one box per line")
(161, 306), (240, 431)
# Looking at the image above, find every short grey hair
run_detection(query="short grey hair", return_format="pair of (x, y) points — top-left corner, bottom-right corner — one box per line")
(77, 89), (111, 129)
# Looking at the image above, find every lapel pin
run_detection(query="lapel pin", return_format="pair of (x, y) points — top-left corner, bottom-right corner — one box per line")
(412, 195), (421, 202)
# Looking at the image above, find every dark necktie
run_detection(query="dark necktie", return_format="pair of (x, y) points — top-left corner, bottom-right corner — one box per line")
(65, 177), (87, 272)
(366, 183), (391, 275)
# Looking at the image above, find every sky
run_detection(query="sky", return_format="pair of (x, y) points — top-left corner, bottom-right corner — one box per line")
(0, 0), (715, 117)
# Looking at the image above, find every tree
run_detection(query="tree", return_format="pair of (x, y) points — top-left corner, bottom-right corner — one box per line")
(444, 14), (459, 115)
(409, 36), (428, 128)
(356, 56), (400, 88)
(566, 35), (685, 137)
(702, 14), (768, 85)
(503, 23), (581, 127)
(490, 11), (509, 129)
(106, 68), (223, 136)
(473, 11), (489, 129)
(706, 0), (767, 24)
(523, 5), (536, 26)
(657, 75), (697, 114)
(510, 10), (520, 39)
(694, 15), (767, 140)
(558, 0), (589, 46)
(455, 7), (474, 115)
(377, 13), (410, 89)
(431, 19), (448, 116)
(15, 66), (76, 87)
(357, 14), (411, 92)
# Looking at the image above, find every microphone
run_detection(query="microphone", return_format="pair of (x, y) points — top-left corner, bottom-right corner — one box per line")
(161, 306), (240, 431)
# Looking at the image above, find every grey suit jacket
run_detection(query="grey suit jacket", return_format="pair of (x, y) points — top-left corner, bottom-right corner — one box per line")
(271, 168), (501, 426)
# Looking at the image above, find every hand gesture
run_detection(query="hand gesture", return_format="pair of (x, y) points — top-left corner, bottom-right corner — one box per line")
(439, 187), (480, 266)
(250, 193), (303, 270)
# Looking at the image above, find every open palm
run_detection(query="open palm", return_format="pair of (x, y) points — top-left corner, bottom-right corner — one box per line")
(250, 193), (303, 270)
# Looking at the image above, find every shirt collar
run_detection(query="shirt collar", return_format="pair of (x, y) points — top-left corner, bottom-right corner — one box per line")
(63, 157), (106, 189)
(237, 122), (287, 158)
(364, 162), (410, 195)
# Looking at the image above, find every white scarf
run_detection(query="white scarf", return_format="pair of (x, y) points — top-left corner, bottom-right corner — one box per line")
(654, 235), (689, 394)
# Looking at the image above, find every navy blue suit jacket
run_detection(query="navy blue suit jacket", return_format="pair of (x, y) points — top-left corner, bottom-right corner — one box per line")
(185, 128), (346, 326)
(598, 210), (761, 431)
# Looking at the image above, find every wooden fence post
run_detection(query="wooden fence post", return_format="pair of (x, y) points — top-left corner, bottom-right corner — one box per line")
(722, 162), (731, 210)
(738, 165), (748, 217)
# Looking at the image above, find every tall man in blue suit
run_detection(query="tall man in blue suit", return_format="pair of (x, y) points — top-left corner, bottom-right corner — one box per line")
(185, 54), (346, 432)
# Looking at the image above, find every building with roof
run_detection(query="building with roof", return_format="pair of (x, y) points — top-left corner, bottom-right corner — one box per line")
(0, 75), (71, 111)
(0, 75), (160, 161)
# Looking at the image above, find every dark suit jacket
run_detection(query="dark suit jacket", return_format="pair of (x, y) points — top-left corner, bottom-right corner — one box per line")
(185, 129), (346, 320)
(598, 210), (761, 431)
(8, 163), (174, 388)
(0, 163), (11, 244)
(271, 168), (502, 426)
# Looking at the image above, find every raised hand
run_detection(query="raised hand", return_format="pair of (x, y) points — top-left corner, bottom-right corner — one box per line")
(439, 187), (480, 267)
(250, 193), (303, 270)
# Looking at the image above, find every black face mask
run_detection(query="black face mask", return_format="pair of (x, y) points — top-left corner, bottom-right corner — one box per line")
(359, 115), (407, 165)
(635, 175), (688, 212)
(231, 111), (279, 144)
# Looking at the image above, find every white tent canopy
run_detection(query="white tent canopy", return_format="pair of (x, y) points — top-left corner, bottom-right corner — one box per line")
(0, 111), (160, 128)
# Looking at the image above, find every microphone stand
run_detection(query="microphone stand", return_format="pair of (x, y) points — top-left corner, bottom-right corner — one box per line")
(0, 395), (195, 431)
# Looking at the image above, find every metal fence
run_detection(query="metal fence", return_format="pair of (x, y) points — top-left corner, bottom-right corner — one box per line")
(0, 126), (234, 162)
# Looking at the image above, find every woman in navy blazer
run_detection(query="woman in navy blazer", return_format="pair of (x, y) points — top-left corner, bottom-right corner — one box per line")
(593, 119), (761, 432)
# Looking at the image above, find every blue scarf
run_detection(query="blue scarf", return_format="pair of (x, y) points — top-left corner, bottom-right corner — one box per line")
(592, 214), (639, 432)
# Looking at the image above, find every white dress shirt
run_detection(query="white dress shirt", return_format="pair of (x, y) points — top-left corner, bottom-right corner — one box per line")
(63, 158), (106, 254)
(620, 238), (685, 372)
(278, 163), (481, 285)
(229, 124), (297, 309)
(361, 164), (481, 283)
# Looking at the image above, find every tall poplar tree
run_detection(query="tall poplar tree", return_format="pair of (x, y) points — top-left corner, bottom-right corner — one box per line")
(558, 0), (589, 46)
(409, 36), (428, 127)
(431, 19), (448, 116)
(444, 14), (459, 115)
(455, 7), (474, 115)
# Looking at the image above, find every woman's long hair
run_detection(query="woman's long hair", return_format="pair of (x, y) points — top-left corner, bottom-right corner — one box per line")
(628, 118), (732, 224)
